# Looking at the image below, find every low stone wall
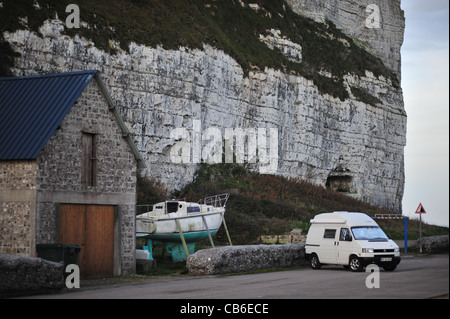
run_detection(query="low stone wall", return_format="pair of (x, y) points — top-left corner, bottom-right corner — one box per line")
(187, 243), (307, 276)
(414, 236), (449, 254)
(0, 254), (64, 297)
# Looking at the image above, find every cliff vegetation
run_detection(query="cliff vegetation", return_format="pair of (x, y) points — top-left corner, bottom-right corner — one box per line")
(1, 0), (398, 104)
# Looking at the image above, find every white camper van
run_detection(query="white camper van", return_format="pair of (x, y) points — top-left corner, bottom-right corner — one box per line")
(305, 212), (401, 272)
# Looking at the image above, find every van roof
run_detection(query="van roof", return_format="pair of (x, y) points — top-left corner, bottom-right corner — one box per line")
(310, 212), (378, 227)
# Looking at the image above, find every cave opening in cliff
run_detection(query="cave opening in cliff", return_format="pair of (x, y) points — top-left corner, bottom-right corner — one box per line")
(326, 175), (354, 193)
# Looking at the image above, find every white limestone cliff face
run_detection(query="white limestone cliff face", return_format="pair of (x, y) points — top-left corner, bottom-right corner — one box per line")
(3, 1), (407, 212)
(286, 0), (405, 79)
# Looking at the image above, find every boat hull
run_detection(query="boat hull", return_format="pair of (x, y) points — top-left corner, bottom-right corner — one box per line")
(144, 230), (219, 243)
(135, 194), (229, 263)
(136, 211), (224, 238)
(140, 230), (221, 263)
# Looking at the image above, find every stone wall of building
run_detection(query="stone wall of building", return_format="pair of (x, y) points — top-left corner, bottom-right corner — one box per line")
(0, 161), (37, 255)
(35, 79), (137, 275)
(36, 79), (137, 196)
(0, 78), (138, 274)
(118, 204), (138, 274)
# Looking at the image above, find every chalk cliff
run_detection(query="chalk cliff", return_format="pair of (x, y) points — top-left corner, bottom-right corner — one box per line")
(286, 0), (405, 78)
(1, 0), (406, 211)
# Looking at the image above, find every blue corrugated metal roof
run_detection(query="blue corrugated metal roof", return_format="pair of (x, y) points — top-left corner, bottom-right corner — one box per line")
(0, 70), (97, 160)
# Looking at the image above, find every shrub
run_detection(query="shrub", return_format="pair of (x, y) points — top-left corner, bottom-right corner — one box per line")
(136, 169), (169, 214)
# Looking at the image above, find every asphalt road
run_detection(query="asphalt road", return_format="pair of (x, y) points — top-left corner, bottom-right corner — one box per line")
(25, 254), (448, 299)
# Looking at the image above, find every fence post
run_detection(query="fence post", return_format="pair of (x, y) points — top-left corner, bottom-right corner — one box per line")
(404, 217), (408, 254)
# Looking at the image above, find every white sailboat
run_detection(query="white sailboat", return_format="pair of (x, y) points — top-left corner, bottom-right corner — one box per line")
(136, 194), (230, 262)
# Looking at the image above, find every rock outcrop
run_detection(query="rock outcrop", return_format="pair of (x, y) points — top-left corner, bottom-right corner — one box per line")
(0, 254), (64, 297)
(187, 244), (307, 275)
(415, 236), (449, 254)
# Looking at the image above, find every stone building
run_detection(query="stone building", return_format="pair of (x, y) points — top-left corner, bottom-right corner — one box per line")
(0, 70), (145, 278)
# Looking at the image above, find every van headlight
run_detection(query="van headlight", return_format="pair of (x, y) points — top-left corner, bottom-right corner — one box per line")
(362, 248), (374, 253)
(394, 247), (400, 253)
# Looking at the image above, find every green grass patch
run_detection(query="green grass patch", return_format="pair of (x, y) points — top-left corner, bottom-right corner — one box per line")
(1, 0), (399, 101)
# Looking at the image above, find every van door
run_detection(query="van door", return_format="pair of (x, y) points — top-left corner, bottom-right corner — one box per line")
(336, 227), (354, 265)
(319, 228), (338, 264)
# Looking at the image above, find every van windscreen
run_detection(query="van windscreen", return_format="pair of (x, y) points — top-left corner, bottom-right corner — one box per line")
(351, 226), (388, 241)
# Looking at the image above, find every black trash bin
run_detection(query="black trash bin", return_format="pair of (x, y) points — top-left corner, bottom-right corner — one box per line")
(36, 244), (81, 274)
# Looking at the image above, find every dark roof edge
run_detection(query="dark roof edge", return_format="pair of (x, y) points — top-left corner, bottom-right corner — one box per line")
(93, 73), (146, 169)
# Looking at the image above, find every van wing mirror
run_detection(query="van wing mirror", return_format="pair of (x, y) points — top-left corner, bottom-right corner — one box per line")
(345, 234), (352, 241)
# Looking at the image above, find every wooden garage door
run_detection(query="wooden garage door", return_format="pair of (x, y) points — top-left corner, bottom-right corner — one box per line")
(59, 204), (114, 278)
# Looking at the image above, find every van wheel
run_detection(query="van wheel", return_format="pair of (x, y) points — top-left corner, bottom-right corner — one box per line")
(310, 254), (321, 270)
(349, 256), (363, 272)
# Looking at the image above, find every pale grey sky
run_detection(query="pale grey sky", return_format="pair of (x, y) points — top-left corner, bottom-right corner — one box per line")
(401, 0), (449, 227)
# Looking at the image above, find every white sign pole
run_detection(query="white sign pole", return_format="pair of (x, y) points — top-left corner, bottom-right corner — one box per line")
(419, 213), (422, 253)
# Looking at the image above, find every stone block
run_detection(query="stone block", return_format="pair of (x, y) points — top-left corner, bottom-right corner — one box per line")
(187, 243), (307, 276)
(0, 254), (65, 297)
(414, 236), (449, 254)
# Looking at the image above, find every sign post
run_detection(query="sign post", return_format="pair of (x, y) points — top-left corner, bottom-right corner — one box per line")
(415, 203), (427, 253)
(404, 216), (408, 254)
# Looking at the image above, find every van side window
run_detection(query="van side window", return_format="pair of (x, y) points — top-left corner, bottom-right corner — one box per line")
(323, 229), (336, 239)
(340, 228), (352, 241)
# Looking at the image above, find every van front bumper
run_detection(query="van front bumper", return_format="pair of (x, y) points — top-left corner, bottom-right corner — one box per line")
(360, 256), (401, 267)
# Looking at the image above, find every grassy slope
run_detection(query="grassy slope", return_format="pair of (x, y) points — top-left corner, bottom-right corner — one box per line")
(138, 164), (448, 245)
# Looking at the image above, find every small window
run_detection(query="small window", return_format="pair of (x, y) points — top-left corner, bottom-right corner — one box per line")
(166, 202), (179, 214)
(82, 133), (97, 186)
(340, 228), (352, 241)
(323, 229), (336, 239)
(187, 206), (201, 214)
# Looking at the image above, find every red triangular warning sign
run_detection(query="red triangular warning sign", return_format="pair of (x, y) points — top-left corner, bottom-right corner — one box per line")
(415, 203), (427, 214)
